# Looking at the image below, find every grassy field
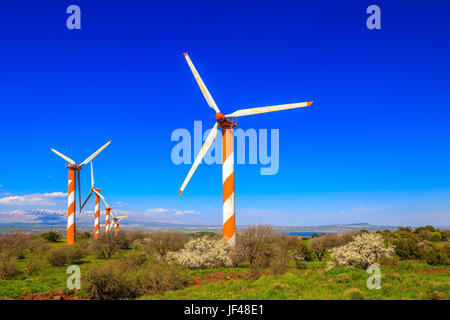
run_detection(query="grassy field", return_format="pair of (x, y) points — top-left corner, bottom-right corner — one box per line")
(0, 236), (448, 300)
(144, 261), (449, 300)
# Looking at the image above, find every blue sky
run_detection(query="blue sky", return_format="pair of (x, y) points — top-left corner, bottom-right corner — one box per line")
(0, 0), (449, 226)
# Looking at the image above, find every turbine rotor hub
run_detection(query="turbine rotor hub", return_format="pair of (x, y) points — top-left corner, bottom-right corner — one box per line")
(66, 164), (82, 170)
(216, 113), (236, 129)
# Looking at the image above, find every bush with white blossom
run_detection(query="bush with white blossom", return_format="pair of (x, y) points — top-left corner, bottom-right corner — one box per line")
(167, 236), (232, 269)
(329, 233), (394, 270)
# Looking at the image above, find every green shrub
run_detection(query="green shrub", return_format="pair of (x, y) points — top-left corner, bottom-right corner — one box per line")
(88, 233), (121, 259)
(84, 263), (139, 300)
(344, 288), (365, 300)
(295, 241), (314, 261)
(0, 252), (19, 280)
(394, 238), (422, 259)
(191, 231), (219, 238)
(84, 259), (185, 299)
(268, 248), (289, 276)
(142, 231), (188, 258)
(309, 232), (359, 261)
(272, 283), (288, 290)
(310, 235), (336, 261)
(336, 273), (351, 283)
(41, 231), (62, 242)
(0, 232), (48, 259)
(380, 255), (400, 266)
(229, 246), (244, 267)
(419, 230), (433, 241)
(120, 253), (148, 270)
(273, 234), (302, 252)
(236, 225), (275, 267)
(113, 230), (146, 250)
(25, 256), (40, 276)
(423, 246), (448, 266)
(138, 262), (186, 295)
(428, 291), (446, 300)
(46, 245), (83, 266)
(293, 253), (307, 269)
(397, 227), (413, 233)
(46, 248), (66, 266)
(430, 232), (441, 242)
(76, 231), (92, 241)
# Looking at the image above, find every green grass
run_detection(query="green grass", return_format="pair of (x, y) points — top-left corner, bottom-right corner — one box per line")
(1, 241), (448, 300)
(0, 243), (98, 299)
(142, 260), (449, 300)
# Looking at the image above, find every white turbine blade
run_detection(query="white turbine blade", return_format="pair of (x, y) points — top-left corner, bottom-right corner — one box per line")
(50, 148), (76, 165)
(80, 140), (112, 166)
(179, 122), (218, 194)
(117, 216), (128, 222)
(110, 203), (127, 209)
(184, 53), (220, 114)
(225, 101), (313, 118)
(93, 189), (110, 208)
(80, 191), (93, 210)
(90, 161), (95, 188)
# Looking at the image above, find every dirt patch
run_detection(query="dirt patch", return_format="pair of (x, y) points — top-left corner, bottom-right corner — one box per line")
(23, 290), (90, 300)
(188, 272), (243, 287)
(413, 268), (449, 274)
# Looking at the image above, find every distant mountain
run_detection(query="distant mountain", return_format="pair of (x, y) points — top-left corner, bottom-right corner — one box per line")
(0, 210), (445, 233)
(0, 209), (92, 225)
(0, 209), (211, 227)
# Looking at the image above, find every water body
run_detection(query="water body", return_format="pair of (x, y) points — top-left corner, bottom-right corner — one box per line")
(281, 232), (328, 237)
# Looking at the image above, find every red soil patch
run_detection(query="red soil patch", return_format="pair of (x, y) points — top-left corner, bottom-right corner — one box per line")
(413, 268), (449, 274)
(188, 272), (243, 287)
(23, 290), (90, 300)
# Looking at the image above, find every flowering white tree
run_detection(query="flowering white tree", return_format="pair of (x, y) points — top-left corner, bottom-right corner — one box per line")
(329, 233), (394, 270)
(167, 237), (232, 269)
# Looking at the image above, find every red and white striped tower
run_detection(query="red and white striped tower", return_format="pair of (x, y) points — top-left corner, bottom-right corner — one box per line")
(179, 53), (312, 248)
(93, 188), (101, 239)
(67, 166), (77, 244)
(220, 119), (236, 246)
(114, 218), (119, 232)
(105, 207), (110, 235)
(52, 141), (112, 244)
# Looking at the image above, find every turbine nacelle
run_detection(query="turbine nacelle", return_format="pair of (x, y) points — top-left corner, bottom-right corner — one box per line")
(215, 112), (226, 122)
(65, 164), (82, 171)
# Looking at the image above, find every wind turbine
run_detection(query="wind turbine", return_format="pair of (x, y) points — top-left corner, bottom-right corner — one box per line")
(88, 188), (127, 235)
(111, 213), (128, 233)
(80, 162), (102, 239)
(179, 53), (313, 246)
(51, 141), (112, 244)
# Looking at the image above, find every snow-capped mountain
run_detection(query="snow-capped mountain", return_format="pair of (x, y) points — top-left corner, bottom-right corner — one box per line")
(0, 208), (210, 227)
(0, 209), (93, 225)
